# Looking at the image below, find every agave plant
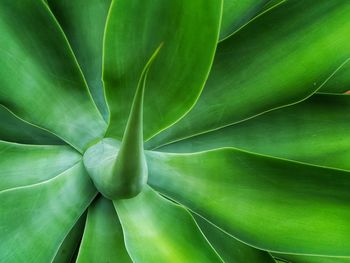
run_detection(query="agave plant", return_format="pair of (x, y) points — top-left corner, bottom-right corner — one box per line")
(1, 0), (350, 262)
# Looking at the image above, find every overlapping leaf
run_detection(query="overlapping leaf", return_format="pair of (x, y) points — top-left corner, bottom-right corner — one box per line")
(114, 186), (222, 263)
(147, 149), (350, 256)
(0, 0), (106, 151)
(0, 163), (96, 262)
(147, 0), (350, 148)
(157, 94), (350, 171)
(103, 0), (222, 140)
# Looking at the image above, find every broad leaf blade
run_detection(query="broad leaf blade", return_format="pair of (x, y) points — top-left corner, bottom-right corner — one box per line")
(147, 149), (350, 256)
(319, 61), (350, 94)
(47, 0), (111, 120)
(273, 253), (350, 263)
(0, 0), (107, 151)
(194, 214), (275, 263)
(114, 186), (223, 263)
(0, 162), (96, 262)
(0, 105), (62, 145)
(220, 0), (269, 40)
(76, 196), (132, 263)
(157, 94), (350, 171)
(103, 0), (222, 140)
(0, 141), (81, 191)
(147, 0), (350, 148)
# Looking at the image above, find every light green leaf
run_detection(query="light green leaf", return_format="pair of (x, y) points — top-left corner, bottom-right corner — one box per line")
(0, 162), (96, 262)
(220, 0), (269, 40)
(0, 141), (81, 191)
(47, 0), (111, 120)
(114, 186), (223, 263)
(147, 0), (350, 148)
(157, 94), (350, 171)
(0, 0), (107, 152)
(103, 0), (222, 140)
(147, 149), (350, 256)
(194, 214), (275, 263)
(273, 253), (350, 263)
(0, 105), (62, 145)
(76, 196), (132, 263)
(52, 212), (86, 263)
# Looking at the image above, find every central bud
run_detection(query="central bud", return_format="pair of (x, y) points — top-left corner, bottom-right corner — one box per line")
(83, 44), (162, 200)
(83, 138), (148, 200)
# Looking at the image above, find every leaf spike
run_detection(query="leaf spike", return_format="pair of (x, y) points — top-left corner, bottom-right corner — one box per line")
(111, 43), (163, 199)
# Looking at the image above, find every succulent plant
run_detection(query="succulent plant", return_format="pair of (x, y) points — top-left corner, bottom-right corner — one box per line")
(1, 0), (349, 262)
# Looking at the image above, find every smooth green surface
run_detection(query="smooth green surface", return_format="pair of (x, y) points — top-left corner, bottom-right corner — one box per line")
(0, 0), (107, 151)
(274, 254), (350, 263)
(220, 0), (269, 40)
(0, 105), (63, 145)
(47, 0), (111, 120)
(0, 162), (96, 262)
(77, 196), (132, 263)
(0, 141), (81, 191)
(52, 212), (86, 263)
(319, 61), (350, 94)
(147, 0), (350, 148)
(147, 149), (350, 256)
(158, 94), (350, 171)
(114, 186), (222, 263)
(103, 0), (222, 140)
(194, 214), (275, 263)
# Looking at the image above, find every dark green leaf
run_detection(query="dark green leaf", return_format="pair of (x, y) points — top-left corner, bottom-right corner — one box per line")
(47, 0), (111, 120)
(0, 0), (107, 152)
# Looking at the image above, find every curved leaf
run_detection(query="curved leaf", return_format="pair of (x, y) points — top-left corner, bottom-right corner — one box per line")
(157, 94), (350, 171)
(220, 0), (269, 40)
(0, 105), (62, 145)
(147, 149), (350, 256)
(47, 0), (111, 120)
(274, 253), (350, 263)
(147, 0), (350, 148)
(114, 186), (222, 263)
(0, 162), (96, 262)
(0, 141), (81, 191)
(194, 214), (275, 263)
(0, 0), (107, 151)
(103, 0), (222, 140)
(76, 196), (132, 263)
(52, 212), (86, 263)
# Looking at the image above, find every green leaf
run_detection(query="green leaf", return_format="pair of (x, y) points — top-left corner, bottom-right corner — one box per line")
(273, 253), (350, 263)
(114, 186), (223, 263)
(0, 141), (81, 191)
(47, 0), (111, 120)
(0, 0), (107, 152)
(0, 162), (96, 262)
(220, 0), (269, 40)
(319, 60), (350, 94)
(52, 212), (86, 263)
(0, 105), (62, 145)
(157, 94), (350, 171)
(76, 196), (132, 263)
(194, 214), (275, 263)
(147, 0), (350, 148)
(147, 149), (350, 256)
(103, 0), (222, 140)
